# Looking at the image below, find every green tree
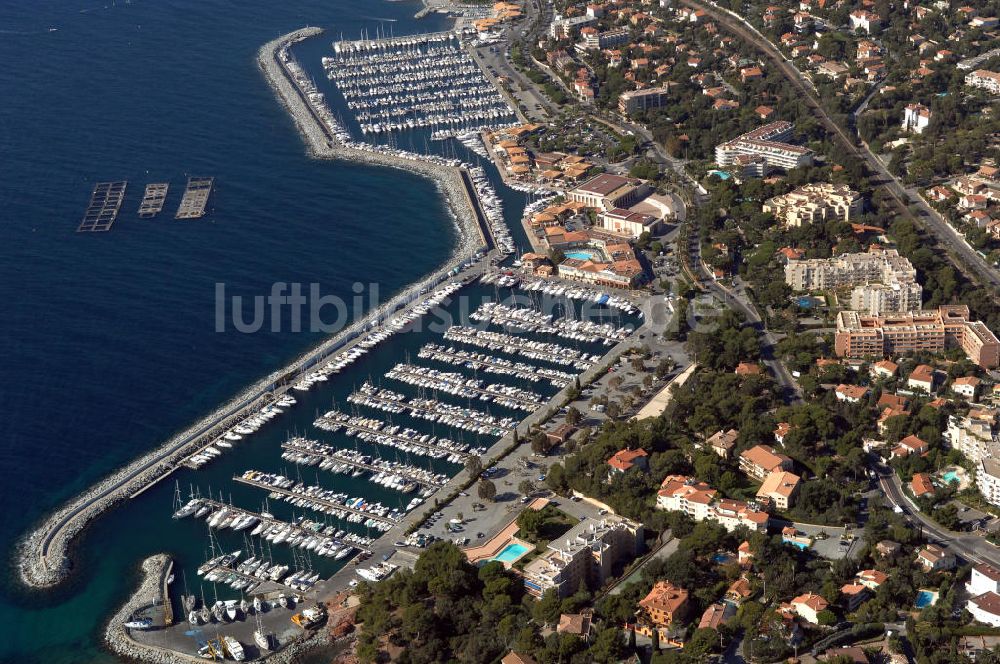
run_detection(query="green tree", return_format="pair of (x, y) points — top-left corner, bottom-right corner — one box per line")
(478, 479), (497, 502)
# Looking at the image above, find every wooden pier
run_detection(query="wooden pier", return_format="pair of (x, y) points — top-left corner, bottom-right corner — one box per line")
(232, 475), (398, 527)
(314, 412), (473, 460)
(77, 181), (127, 232)
(280, 439), (446, 489)
(175, 176), (214, 219)
(138, 183), (169, 218)
(198, 497), (373, 553)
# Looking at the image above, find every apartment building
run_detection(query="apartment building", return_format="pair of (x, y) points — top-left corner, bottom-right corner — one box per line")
(979, 458), (1000, 507)
(550, 14), (597, 39)
(739, 444), (793, 479)
(715, 122), (815, 174)
(763, 182), (863, 227)
(756, 470), (802, 510)
(618, 86), (671, 116)
(966, 69), (1000, 94)
(785, 248), (920, 314)
(580, 27), (629, 51)
(946, 411), (998, 464)
(850, 282), (924, 316)
(522, 515), (644, 598)
(656, 475), (770, 532)
(834, 305), (1000, 368)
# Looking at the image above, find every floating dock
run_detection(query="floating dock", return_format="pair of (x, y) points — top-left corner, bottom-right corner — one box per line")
(77, 181), (127, 232)
(281, 438), (447, 489)
(232, 475), (398, 527)
(314, 411), (473, 460)
(138, 183), (169, 218)
(175, 176), (214, 219)
(196, 497), (372, 553)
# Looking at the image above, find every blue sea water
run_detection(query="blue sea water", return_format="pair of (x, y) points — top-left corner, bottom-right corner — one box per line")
(0, 0), (531, 661)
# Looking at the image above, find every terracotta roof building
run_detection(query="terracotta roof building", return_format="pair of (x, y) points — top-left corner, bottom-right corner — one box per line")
(739, 444), (793, 479)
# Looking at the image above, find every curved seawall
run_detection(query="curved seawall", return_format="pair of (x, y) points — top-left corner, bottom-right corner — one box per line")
(16, 26), (489, 591)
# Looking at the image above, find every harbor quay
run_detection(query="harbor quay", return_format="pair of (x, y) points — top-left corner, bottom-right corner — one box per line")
(20, 25), (661, 664)
(15, 25), (500, 595)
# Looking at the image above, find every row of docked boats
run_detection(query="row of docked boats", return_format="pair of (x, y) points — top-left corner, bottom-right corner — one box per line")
(280, 438), (447, 492)
(182, 499), (373, 557)
(417, 342), (577, 388)
(443, 325), (600, 370)
(467, 165), (515, 255)
(517, 279), (642, 316)
(333, 30), (457, 55)
(312, 410), (483, 461)
(323, 38), (516, 135)
(480, 271), (521, 288)
(240, 469), (415, 532)
(386, 362), (545, 411)
(348, 382), (517, 435)
(185, 394), (298, 469)
(471, 301), (632, 345)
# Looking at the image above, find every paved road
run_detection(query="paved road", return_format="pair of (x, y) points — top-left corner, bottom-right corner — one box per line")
(681, 0), (1000, 296)
(877, 466), (1000, 567)
(684, 219), (804, 404)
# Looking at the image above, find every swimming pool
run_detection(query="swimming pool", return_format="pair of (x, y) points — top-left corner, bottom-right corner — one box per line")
(564, 250), (595, 261)
(797, 296), (815, 309)
(942, 470), (960, 484)
(712, 552), (734, 564)
(708, 169), (731, 180)
(493, 542), (530, 563)
(915, 590), (938, 608)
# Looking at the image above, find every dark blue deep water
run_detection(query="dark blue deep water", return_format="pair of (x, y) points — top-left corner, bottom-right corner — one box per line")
(0, 1), (509, 661)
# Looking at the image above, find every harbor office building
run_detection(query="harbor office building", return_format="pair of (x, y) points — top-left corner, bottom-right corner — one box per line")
(522, 515), (644, 598)
(834, 305), (1000, 368)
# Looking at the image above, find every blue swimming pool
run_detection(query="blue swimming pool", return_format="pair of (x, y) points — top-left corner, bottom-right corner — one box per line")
(942, 470), (960, 484)
(797, 296), (815, 309)
(494, 543), (530, 563)
(712, 552), (733, 564)
(915, 590), (938, 608)
(565, 251), (595, 261)
(708, 169), (731, 180)
(783, 539), (811, 550)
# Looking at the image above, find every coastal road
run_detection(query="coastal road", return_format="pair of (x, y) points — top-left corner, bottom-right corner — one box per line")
(877, 467), (1000, 567)
(680, 0), (1000, 296)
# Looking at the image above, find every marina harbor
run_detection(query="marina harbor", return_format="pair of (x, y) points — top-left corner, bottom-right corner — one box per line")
(324, 30), (517, 136)
(27, 19), (653, 664)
